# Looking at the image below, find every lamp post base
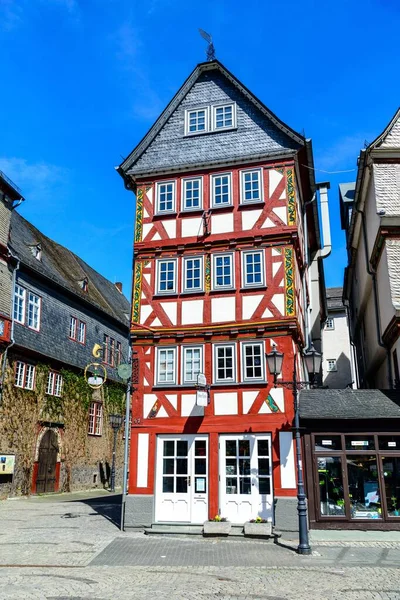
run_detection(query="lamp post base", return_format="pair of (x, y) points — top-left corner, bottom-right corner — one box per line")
(297, 544), (312, 555)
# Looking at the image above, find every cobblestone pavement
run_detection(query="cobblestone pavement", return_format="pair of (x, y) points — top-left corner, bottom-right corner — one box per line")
(1, 494), (400, 599)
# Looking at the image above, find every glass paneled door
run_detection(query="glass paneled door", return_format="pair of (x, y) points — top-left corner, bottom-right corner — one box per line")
(155, 435), (208, 523)
(219, 434), (273, 523)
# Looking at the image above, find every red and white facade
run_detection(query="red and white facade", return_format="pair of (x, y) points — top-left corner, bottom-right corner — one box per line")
(119, 60), (326, 529)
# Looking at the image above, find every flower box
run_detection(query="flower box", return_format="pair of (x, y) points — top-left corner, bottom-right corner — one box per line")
(203, 521), (232, 536)
(244, 521), (272, 537)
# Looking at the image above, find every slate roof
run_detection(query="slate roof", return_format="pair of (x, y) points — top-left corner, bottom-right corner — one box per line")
(9, 211), (130, 328)
(300, 389), (400, 420)
(118, 60), (306, 179)
(326, 287), (344, 310)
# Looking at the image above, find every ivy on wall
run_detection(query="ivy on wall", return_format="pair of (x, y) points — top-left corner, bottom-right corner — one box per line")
(0, 359), (126, 495)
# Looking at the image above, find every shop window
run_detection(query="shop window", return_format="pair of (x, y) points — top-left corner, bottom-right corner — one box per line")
(345, 435), (375, 451)
(347, 455), (381, 519)
(378, 436), (400, 451)
(314, 435), (342, 451)
(317, 456), (345, 516)
(382, 456), (400, 517)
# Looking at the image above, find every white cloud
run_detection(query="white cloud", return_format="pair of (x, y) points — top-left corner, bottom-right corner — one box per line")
(0, 157), (70, 202)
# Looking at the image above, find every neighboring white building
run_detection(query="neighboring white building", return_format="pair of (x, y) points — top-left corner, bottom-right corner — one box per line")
(322, 287), (354, 388)
(341, 108), (400, 389)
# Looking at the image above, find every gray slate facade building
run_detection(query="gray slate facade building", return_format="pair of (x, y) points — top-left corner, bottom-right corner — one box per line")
(322, 287), (354, 389)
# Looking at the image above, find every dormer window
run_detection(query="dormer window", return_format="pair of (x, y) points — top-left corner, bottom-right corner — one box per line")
(184, 107), (209, 135)
(29, 244), (42, 261)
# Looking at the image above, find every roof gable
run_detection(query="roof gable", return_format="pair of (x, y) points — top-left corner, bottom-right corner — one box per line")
(119, 61), (304, 178)
(370, 107), (400, 150)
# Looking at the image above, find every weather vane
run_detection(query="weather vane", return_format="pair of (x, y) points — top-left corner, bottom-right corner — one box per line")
(199, 29), (215, 61)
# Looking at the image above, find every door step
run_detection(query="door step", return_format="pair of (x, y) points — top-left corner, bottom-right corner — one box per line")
(144, 524), (261, 538)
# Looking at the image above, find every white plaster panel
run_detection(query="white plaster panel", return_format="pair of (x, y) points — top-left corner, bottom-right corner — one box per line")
(242, 295), (263, 320)
(242, 391), (258, 414)
(152, 317), (162, 327)
(214, 392), (238, 415)
(262, 218), (276, 228)
(156, 406), (169, 418)
(142, 223), (152, 238)
(269, 387), (284, 412)
(269, 169), (283, 196)
(279, 189), (286, 200)
(181, 217), (202, 237)
(143, 207), (150, 218)
(272, 206), (288, 225)
(152, 232), (161, 241)
(262, 308), (273, 318)
(279, 279), (284, 287)
(145, 347), (151, 354)
(181, 394), (204, 417)
(143, 394), (158, 418)
(211, 213), (234, 234)
(241, 209), (262, 231)
(211, 296), (235, 323)
(181, 300), (204, 324)
(146, 187), (153, 203)
(271, 294), (285, 315)
(160, 302), (177, 325)
(272, 262), (281, 277)
(162, 220), (176, 239)
(259, 400), (271, 414)
(279, 432), (296, 489)
(141, 292), (146, 300)
(165, 394), (177, 409)
(140, 305), (152, 323)
(271, 248), (281, 256)
(137, 433), (149, 488)
(143, 376), (150, 387)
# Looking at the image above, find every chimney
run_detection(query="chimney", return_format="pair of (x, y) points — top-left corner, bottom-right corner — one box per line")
(115, 282), (123, 293)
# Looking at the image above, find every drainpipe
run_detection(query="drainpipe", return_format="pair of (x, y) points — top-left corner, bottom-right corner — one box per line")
(0, 248), (20, 400)
(316, 183), (332, 259)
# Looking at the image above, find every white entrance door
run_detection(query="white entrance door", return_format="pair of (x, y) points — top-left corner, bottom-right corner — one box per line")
(219, 434), (273, 524)
(155, 435), (208, 523)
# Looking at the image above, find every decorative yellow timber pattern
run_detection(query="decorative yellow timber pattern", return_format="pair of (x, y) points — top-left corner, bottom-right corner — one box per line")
(265, 394), (280, 413)
(132, 261), (143, 324)
(286, 169), (296, 226)
(284, 247), (295, 316)
(134, 188), (144, 243)
(205, 254), (211, 293)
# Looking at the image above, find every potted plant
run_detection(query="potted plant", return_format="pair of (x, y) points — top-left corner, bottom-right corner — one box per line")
(391, 496), (400, 516)
(203, 515), (231, 536)
(244, 516), (272, 537)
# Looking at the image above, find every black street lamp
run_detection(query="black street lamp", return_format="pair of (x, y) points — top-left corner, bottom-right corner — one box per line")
(109, 413), (124, 493)
(265, 344), (321, 555)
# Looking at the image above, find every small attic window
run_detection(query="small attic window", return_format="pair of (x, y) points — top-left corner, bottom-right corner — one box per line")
(80, 277), (88, 293)
(29, 244), (42, 261)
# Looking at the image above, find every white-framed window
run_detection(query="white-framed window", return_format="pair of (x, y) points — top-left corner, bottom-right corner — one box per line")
(78, 321), (86, 344)
(214, 343), (236, 383)
(325, 318), (335, 330)
(156, 181), (175, 214)
(211, 173), (232, 208)
(242, 250), (265, 288)
(240, 169), (263, 204)
(88, 401), (103, 436)
(156, 259), (177, 295)
(14, 361), (35, 390)
(212, 103), (236, 131)
(327, 359), (337, 372)
(182, 346), (203, 384)
(241, 341), (265, 382)
(13, 285), (26, 324)
(185, 107), (209, 135)
(183, 256), (203, 293)
(69, 316), (77, 339)
(27, 292), (41, 331)
(182, 177), (202, 211)
(46, 371), (63, 397)
(116, 341), (122, 367)
(156, 347), (177, 385)
(212, 253), (234, 290)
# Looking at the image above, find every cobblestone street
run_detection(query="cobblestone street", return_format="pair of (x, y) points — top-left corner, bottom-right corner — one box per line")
(1, 493), (400, 599)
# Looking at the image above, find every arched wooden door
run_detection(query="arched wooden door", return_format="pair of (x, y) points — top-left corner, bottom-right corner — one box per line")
(36, 430), (58, 493)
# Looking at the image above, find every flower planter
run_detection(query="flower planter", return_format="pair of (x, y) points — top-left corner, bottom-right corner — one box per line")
(203, 521), (232, 536)
(244, 521), (272, 537)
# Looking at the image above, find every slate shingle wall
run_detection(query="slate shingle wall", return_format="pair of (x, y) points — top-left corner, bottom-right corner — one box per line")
(130, 71), (300, 175)
(0, 201), (12, 318)
(13, 270), (129, 375)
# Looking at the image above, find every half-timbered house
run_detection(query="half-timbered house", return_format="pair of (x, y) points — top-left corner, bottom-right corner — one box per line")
(118, 59), (330, 533)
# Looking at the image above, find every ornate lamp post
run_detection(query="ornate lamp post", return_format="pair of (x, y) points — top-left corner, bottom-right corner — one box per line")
(265, 344), (321, 555)
(109, 413), (124, 493)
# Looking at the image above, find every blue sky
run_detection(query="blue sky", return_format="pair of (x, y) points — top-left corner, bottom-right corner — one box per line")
(1, 0), (399, 298)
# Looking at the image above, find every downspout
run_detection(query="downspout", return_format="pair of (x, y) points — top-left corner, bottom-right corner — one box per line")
(316, 183), (332, 259)
(0, 249), (20, 400)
